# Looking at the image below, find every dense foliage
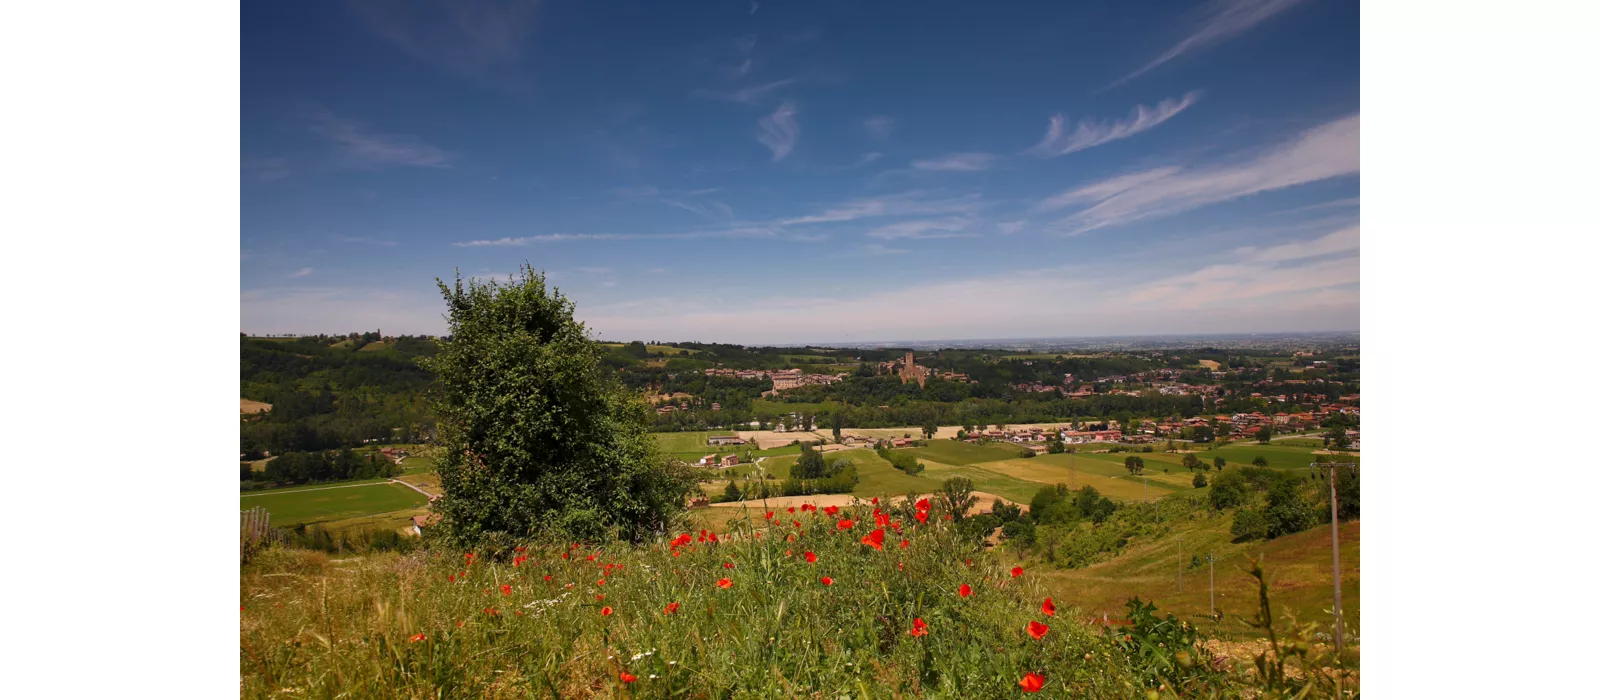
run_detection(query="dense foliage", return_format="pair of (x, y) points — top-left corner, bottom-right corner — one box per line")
(241, 448), (400, 487)
(239, 335), (437, 455)
(420, 267), (697, 545)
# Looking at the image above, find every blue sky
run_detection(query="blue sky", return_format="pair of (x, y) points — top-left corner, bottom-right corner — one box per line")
(241, 0), (1358, 344)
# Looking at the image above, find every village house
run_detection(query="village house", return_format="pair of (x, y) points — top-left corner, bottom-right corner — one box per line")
(890, 437), (914, 448)
(707, 435), (747, 446)
(720, 454), (739, 468)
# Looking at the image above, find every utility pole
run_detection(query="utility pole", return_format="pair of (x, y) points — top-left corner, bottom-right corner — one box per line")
(1208, 552), (1215, 619)
(1177, 538), (1182, 593)
(1310, 460), (1359, 661)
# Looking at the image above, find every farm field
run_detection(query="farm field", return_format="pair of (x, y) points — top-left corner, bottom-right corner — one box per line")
(239, 482), (427, 527)
(735, 429), (827, 449)
(240, 398), (272, 414)
(900, 440), (1027, 466)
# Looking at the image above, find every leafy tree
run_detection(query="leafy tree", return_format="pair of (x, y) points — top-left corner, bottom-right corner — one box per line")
(922, 422), (938, 440)
(1193, 472), (1208, 488)
(939, 477), (979, 521)
(1256, 425), (1272, 443)
(792, 443), (828, 479)
(1046, 438), (1065, 454)
(955, 428), (968, 441)
(1030, 483), (1071, 519)
(1192, 425), (1216, 443)
(991, 499), (1023, 523)
(1124, 455), (1145, 475)
(1231, 508), (1268, 541)
(420, 266), (696, 546)
(1208, 471), (1247, 510)
(1252, 456), (1269, 467)
(1181, 454), (1202, 472)
(1335, 466), (1360, 520)
(1212, 456), (1225, 472)
(722, 480), (742, 502)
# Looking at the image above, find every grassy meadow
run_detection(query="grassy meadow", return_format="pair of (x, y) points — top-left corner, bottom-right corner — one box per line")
(243, 507), (1226, 698)
(240, 482), (428, 527)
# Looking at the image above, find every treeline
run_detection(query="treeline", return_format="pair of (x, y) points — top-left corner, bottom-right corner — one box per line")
(241, 448), (401, 488)
(240, 335), (437, 455)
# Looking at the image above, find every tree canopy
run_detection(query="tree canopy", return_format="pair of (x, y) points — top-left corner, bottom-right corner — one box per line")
(420, 266), (696, 546)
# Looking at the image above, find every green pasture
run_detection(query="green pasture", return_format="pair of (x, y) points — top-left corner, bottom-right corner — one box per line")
(901, 440), (1026, 466)
(240, 482), (427, 527)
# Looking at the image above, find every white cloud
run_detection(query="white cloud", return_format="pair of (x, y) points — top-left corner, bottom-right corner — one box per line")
(757, 100), (800, 161)
(289, 267), (314, 278)
(1039, 113), (1359, 234)
(1235, 225), (1359, 264)
(996, 221), (1027, 235)
(454, 226), (782, 246)
(911, 152), (998, 172)
(778, 191), (984, 225)
(697, 78), (799, 105)
(576, 248), (1357, 344)
(307, 109), (453, 169)
(867, 217), (973, 240)
(347, 0), (539, 84)
(1026, 92), (1200, 157)
(862, 116), (896, 140)
(1112, 0), (1311, 87)
(856, 243), (909, 256)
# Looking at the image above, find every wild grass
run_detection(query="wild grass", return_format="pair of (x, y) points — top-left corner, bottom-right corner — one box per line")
(241, 509), (1138, 697)
(238, 482), (427, 527)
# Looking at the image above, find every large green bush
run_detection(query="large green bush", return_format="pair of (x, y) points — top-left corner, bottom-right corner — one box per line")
(419, 267), (697, 546)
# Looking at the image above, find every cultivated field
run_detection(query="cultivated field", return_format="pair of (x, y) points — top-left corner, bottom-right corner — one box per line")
(735, 429), (828, 449)
(239, 482), (427, 527)
(240, 398), (272, 414)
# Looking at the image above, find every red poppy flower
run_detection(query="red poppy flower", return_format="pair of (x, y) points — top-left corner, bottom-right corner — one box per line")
(586, 554), (596, 561)
(562, 552), (570, 560)
(874, 512), (891, 527)
(484, 608), (499, 616)
(1018, 672), (1045, 693)
(871, 497), (879, 505)
(899, 539), (910, 549)
(785, 549), (792, 556)
(600, 606), (614, 616)
(448, 574), (456, 582)
(619, 671), (638, 683)
(672, 551), (681, 557)
(915, 498), (931, 511)
(717, 578), (733, 589)
(820, 576), (834, 586)
(707, 532), (720, 543)
(465, 552), (475, 562)
(836, 518), (855, 530)
(824, 505), (840, 516)
(501, 584), (512, 596)
(1027, 621), (1049, 640)
(787, 506), (796, 513)
(861, 528), (885, 550)
(596, 579), (607, 586)
(723, 562), (735, 569)
(897, 562), (904, 571)
(943, 513), (953, 521)
(1041, 598), (1056, 617)
(914, 511), (928, 524)
(409, 632), (426, 643)
(664, 602), (680, 614)
(804, 551), (818, 563)
(1011, 566), (1024, 578)
(543, 575), (553, 582)
(792, 520), (802, 528)
(908, 617), (929, 637)
(595, 594), (605, 601)
(966, 558), (973, 567)
(765, 511), (774, 520)
(801, 504), (816, 513)
(959, 583), (972, 597)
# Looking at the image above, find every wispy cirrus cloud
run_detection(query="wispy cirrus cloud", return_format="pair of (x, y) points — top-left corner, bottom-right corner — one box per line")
(307, 109), (454, 169)
(1026, 92), (1201, 157)
(1110, 0), (1310, 87)
(1038, 113), (1359, 234)
(454, 226), (782, 246)
(346, 0), (541, 85)
(862, 116), (896, 140)
(867, 217), (974, 240)
(756, 100), (800, 161)
(613, 185), (735, 221)
(334, 235), (399, 246)
(911, 152), (998, 172)
(289, 267), (315, 278)
(695, 78), (799, 105)
(778, 191), (984, 225)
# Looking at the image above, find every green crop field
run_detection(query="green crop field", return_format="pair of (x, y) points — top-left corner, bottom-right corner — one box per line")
(901, 440), (1026, 466)
(914, 460), (1041, 503)
(842, 450), (943, 496)
(240, 482), (428, 527)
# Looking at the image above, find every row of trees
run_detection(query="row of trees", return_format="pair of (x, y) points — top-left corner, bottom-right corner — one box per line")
(241, 448), (400, 486)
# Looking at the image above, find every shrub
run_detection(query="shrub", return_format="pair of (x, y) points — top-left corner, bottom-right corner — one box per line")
(1209, 471), (1246, 509)
(1252, 456), (1269, 467)
(1231, 508), (1268, 541)
(420, 267), (696, 545)
(1192, 472), (1208, 488)
(1002, 519), (1036, 546)
(1019, 448), (1037, 459)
